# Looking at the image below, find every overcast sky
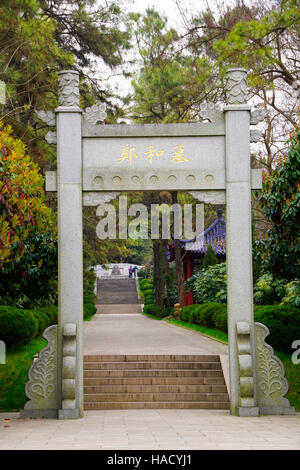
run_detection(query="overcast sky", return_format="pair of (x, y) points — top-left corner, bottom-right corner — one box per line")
(125, 0), (238, 28)
(102, 0), (239, 97)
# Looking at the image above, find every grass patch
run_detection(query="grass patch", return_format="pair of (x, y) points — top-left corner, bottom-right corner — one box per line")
(166, 317), (300, 411)
(166, 318), (228, 344)
(275, 351), (300, 412)
(84, 314), (95, 322)
(142, 312), (163, 321)
(0, 336), (47, 411)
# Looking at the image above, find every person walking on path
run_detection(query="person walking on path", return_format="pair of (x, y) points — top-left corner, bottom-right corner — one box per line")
(132, 266), (138, 278)
(128, 266), (133, 278)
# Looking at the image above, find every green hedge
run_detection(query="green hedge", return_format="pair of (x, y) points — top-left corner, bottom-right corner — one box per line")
(0, 297), (97, 347)
(0, 307), (39, 347)
(178, 303), (300, 353)
(143, 304), (173, 318)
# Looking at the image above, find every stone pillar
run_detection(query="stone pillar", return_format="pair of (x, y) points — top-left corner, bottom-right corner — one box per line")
(224, 69), (258, 416)
(56, 70), (83, 419)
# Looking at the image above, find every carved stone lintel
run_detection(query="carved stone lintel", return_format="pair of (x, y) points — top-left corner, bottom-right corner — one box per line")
(189, 190), (225, 205)
(45, 131), (57, 145)
(83, 104), (107, 125)
(83, 192), (121, 206)
(199, 102), (223, 123)
(226, 68), (248, 105)
(250, 129), (263, 143)
(20, 325), (58, 418)
(255, 322), (295, 414)
(58, 70), (80, 108)
(250, 109), (267, 125)
(36, 110), (56, 127)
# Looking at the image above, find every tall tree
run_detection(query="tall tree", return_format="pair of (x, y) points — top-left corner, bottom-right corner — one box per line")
(254, 125), (300, 280)
(0, 0), (131, 167)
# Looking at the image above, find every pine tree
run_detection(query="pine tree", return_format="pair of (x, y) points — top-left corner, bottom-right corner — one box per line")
(202, 244), (218, 270)
(254, 125), (300, 279)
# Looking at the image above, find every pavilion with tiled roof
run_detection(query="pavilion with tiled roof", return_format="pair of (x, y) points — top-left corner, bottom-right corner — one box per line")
(167, 209), (226, 305)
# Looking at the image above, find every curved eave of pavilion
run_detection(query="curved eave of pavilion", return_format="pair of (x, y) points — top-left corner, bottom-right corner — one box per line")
(167, 216), (226, 261)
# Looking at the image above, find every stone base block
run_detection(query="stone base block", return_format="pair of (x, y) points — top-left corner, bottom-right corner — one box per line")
(58, 408), (80, 419)
(20, 409), (58, 419)
(238, 407), (259, 417)
(259, 406), (296, 416)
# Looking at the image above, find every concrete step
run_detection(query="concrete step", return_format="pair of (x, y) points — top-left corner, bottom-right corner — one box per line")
(97, 279), (138, 305)
(84, 392), (229, 403)
(84, 401), (230, 410)
(96, 304), (141, 314)
(84, 376), (226, 386)
(83, 354), (229, 410)
(84, 361), (222, 370)
(84, 384), (228, 394)
(84, 354), (220, 362)
(84, 369), (224, 378)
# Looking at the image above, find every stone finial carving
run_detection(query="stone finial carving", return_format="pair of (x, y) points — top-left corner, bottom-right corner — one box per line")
(255, 322), (295, 414)
(83, 103), (107, 125)
(189, 190), (225, 205)
(199, 102), (223, 123)
(0, 340), (5, 364)
(36, 110), (56, 126)
(45, 131), (57, 145)
(236, 322), (258, 416)
(0, 80), (6, 105)
(292, 79), (300, 99)
(83, 191), (121, 206)
(21, 325), (58, 417)
(58, 70), (80, 108)
(59, 323), (79, 419)
(250, 129), (262, 143)
(250, 109), (267, 125)
(226, 68), (248, 105)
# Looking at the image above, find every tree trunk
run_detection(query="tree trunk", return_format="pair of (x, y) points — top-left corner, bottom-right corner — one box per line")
(170, 191), (185, 307)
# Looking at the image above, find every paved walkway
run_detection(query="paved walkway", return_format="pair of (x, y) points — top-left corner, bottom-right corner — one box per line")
(1, 310), (299, 450)
(83, 312), (228, 355)
(1, 410), (300, 450)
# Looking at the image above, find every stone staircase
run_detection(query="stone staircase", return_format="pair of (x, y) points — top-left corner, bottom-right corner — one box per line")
(84, 355), (229, 410)
(97, 278), (138, 305)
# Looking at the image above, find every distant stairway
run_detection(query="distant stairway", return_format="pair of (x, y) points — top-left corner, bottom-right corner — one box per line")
(84, 355), (229, 410)
(97, 278), (138, 305)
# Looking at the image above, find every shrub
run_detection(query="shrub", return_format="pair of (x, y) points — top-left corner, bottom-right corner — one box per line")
(139, 279), (152, 290)
(281, 280), (300, 307)
(202, 244), (218, 269)
(83, 301), (97, 319)
(161, 307), (174, 317)
(253, 273), (287, 305)
(179, 305), (199, 323)
(143, 288), (154, 296)
(38, 305), (58, 324)
(178, 302), (300, 353)
(0, 308), (39, 346)
(185, 263), (227, 304)
(211, 304), (228, 332)
(144, 296), (155, 305)
(31, 310), (50, 335)
(254, 305), (300, 353)
(195, 303), (216, 328)
(143, 304), (171, 318)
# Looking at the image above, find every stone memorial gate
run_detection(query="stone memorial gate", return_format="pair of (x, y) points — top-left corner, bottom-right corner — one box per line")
(20, 69), (295, 419)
